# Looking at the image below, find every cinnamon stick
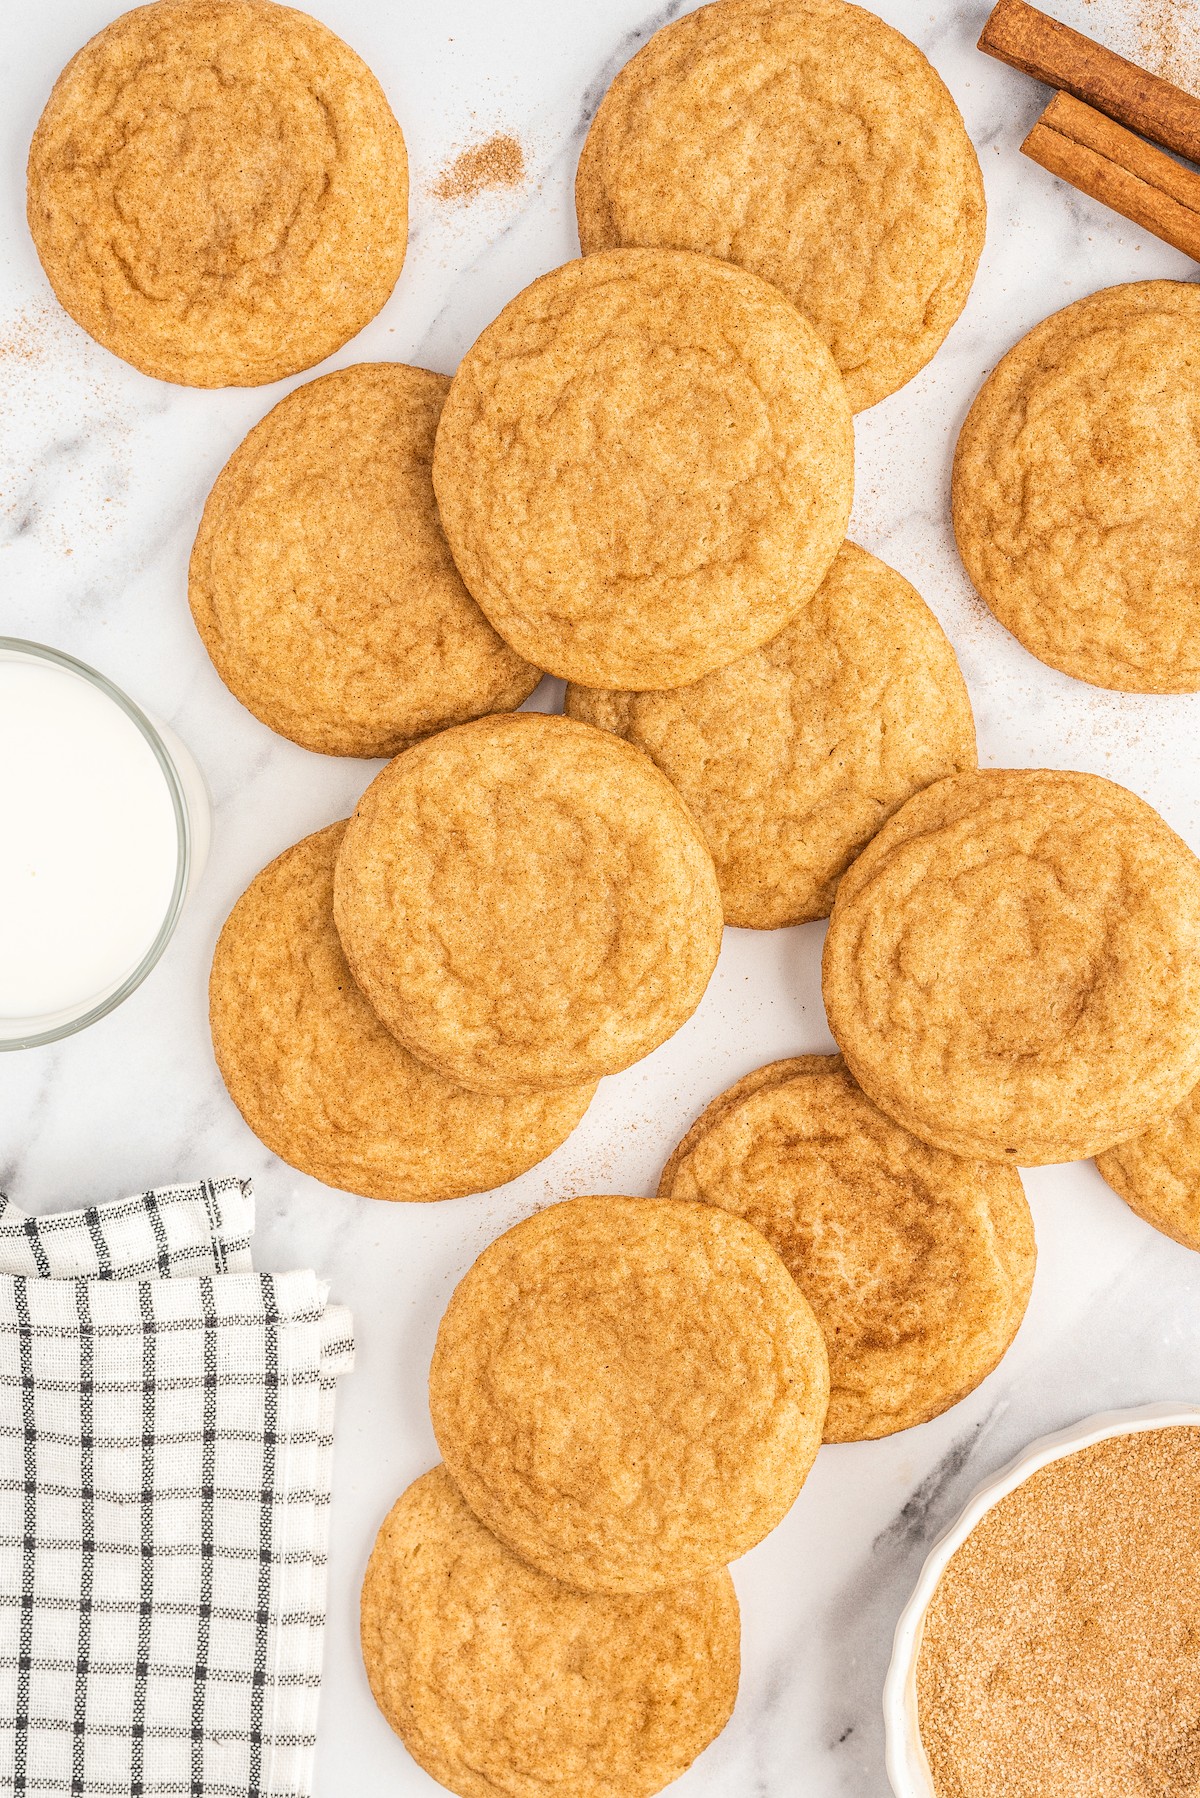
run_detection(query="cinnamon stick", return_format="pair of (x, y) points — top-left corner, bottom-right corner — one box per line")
(980, 0), (1200, 165)
(1023, 91), (1200, 261)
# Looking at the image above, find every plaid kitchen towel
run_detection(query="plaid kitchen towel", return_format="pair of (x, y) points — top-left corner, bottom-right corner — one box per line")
(0, 1181), (255, 1283)
(0, 1178), (353, 1798)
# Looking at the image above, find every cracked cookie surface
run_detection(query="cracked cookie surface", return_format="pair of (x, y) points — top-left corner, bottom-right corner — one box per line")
(567, 544), (975, 927)
(428, 1195), (829, 1593)
(190, 364), (539, 756)
(822, 770), (1200, 1164)
(1097, 1082), (1200, 1252)
(659, 1056), (1035, 1440)
(333, 713), (723, 1095)
(575, 0), (984, 411)
(954, 282), (1200, 692)
(432, 248), (853, 690)
(27, 0), (408, 386)
(210, 823), (595, 1201)
(361, 1465), (740, 1798)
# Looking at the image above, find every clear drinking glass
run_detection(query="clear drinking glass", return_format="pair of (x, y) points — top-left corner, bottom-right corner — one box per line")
(0, 637), (212, 1050)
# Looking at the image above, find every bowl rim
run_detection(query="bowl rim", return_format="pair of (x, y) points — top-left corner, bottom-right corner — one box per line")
(882, 1399), (1200, 1797)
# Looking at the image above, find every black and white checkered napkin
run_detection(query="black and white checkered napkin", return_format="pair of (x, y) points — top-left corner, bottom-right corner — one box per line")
(0, 1177), (353, 1798)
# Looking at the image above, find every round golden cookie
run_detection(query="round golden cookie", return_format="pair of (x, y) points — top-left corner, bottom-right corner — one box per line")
(822, 770), (1200, 1166)
(566, 543), (976, 928)
(428, 1195), (829, 1593)
(575, 0), (985, 412)
(659, 1056), (1036, 1441)
(361, 1465), (740, 1798)
(953, 282), (1200, 692)
(333, 713), (724, 1095)
(1096, 1083), (1200, 1253)
(190, 365), (539, 757)
(27, 0), (408, 387)
(432, 248), (853, 690)
(210, 823), (595, 1202)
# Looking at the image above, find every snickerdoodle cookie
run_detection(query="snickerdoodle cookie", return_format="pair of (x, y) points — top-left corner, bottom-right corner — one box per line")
(432, 249), (853, 689)
(953, 282), (1200, 691)
(190, 365), (538, 756)
(659, 1056), (1035, 1440)
(575, 0), (985, 411)
(333, 713), (723, 1095)
(210, 824), (594, 1201)
(361, 1465), (740, 1798)
(27, 0), (408, 386)
(822, 770), (1200, 1165)
(566, 544), (975, 927)
(428, 1195), (829, 1593)
(1096, 1083), (1200, 1252)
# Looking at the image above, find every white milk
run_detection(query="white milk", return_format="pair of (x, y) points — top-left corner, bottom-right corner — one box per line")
(0, 654), (183, 1026)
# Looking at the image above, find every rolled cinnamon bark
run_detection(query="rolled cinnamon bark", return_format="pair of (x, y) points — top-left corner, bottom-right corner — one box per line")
(980, 0), (1200, 164)
(1023, 91), (1200, 262)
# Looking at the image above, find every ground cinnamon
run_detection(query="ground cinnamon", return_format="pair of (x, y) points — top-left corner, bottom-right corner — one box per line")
(431, 133), (526, 204)
(917, 1426), (1200, 1798)
(1136, 1), (1200, 98)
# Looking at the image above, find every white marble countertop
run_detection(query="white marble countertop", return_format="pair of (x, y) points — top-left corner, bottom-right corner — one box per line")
(3, 1), (1200, 1792)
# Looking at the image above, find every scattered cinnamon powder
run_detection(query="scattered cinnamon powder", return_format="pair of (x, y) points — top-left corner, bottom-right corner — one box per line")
(431, 133), (526, 204)
(1137, 0), (1200, 95)
(917, 1427), (1200, 1798)
(0, 305), (52, 364)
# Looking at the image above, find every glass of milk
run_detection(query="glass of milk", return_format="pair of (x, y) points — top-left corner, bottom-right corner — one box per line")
(0, 639), (212, 1049)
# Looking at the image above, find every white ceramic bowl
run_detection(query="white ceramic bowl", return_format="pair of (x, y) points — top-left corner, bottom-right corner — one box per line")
(883, 1400), (1200, 1797)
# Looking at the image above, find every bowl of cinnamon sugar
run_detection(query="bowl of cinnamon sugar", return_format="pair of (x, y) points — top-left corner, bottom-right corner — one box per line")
(884, 1402), (1200, 1798)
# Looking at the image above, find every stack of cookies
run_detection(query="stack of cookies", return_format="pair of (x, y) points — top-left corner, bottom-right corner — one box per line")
(360, 1030), (1044, 1796)
(210, 711), (723, 1201)
(362, 1192), (829, 1797)
(819, 767), (1200, 1261)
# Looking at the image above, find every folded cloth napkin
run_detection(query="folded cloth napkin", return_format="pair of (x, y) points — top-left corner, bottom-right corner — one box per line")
(0, 1177), (353, 1798)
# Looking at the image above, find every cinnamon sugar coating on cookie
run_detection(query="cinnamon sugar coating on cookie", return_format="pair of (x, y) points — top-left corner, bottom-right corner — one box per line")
(576, 0), (984, 410)
(190, 365), (539, 756)
(660, 1056), (1034, 1440)
(333, 713), (723, 1095)
(27, 0), (408, 386)
(954, 282), (1200, 692)
(433, 249), (853, 690)
(428, 1196), (829, 1593)
(822, 770), (1200, 1165)
(567, 544), (976, 927)
(361, 1466), (740, 1798)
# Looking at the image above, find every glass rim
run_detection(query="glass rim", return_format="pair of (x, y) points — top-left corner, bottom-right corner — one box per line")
(0, 636), (192, 1051)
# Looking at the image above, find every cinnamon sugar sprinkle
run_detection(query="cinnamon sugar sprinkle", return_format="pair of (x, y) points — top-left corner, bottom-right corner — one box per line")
(1079, 0), (1200, 95)
(0, 305), (53, 365)
(431, 133), (526, 203)
(1136, 0), (1200, 93)
(917, 1426), (1200, 1798)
